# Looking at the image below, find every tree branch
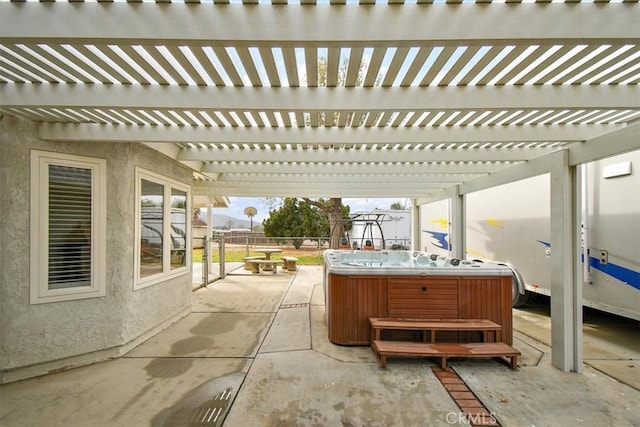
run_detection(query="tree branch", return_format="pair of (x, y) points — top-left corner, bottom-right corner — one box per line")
(301, 197), (325, 210)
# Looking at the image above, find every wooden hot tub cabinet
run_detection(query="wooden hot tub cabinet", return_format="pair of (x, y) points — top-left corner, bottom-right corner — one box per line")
(326, 273), (513, 346)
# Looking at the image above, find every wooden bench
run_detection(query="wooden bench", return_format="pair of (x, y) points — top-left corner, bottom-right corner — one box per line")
(282, 256), (298, 271)
(245, 259), (283, 275)
(371, 340), (520, 370)
(243, 256), (266, 270)
(369, 318), (502, 344)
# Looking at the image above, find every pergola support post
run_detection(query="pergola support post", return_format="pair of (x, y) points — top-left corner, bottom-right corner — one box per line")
(411, 199), (421, 252)
(450, 185), (466, 260)
(550, 150), (583, 372)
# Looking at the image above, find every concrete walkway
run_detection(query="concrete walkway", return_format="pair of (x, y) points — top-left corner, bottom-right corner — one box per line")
(0, 266), (638, 426)
(191, 261), (244, 290)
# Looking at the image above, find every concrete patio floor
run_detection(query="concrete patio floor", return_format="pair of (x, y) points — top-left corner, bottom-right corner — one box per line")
(0, 266), (638, 426)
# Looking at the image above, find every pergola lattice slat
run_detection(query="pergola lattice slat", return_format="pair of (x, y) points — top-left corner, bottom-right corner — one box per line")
(0, 1), (638, 198)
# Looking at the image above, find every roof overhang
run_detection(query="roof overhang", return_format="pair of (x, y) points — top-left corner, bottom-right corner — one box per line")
(1, 1), (639, 200)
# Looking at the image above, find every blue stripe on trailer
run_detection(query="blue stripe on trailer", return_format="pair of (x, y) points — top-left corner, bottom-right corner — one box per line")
(588, 256), (640, 291)
(539, 240), (640, 291)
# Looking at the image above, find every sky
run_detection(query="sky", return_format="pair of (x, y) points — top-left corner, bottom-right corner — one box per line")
(208, 197), (411, 222)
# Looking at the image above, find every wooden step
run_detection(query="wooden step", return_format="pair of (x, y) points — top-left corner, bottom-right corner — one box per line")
(369, 318), (502, 343)
(371, 340), (520, 370)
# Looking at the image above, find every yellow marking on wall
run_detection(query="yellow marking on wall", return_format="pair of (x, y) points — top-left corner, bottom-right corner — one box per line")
(486, 218), (504, 228)
(429, 218), (449, 229)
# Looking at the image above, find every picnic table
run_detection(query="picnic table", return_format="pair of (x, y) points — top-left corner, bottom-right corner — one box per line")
(254, 248), (283, 271)
(254, 248), (282, 260)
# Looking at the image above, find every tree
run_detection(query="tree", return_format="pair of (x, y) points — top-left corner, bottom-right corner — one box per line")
(262, 198), (328, 249)
(311, 56), (384, 127)
(390, 201), (404, 210)
(302, 198), (351, 249)
(264, 55), (378, 248)
(263, 197), (351, 249)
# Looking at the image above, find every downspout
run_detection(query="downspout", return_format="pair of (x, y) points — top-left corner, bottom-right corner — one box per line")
(581, 164), (592, 284)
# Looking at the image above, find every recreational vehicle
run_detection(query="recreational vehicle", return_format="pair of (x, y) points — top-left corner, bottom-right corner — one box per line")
(347, 209), (412, 250)
(420, 151), (640, 320)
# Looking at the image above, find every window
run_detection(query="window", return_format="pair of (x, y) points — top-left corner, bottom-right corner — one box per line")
(30, 151), (106, 304)
(135, 168), (190, 289)
(170, 188), (188, 270)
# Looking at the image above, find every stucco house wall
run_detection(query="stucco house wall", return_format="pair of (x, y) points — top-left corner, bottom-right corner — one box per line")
(0, 116), (193, 383)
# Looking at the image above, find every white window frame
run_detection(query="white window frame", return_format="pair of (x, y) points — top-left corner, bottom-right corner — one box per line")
(134, 167), (191, 290)
(30, 150), (107, 304)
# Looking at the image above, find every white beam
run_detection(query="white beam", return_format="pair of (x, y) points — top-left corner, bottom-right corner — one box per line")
(192, 188), (436, 198)
(459, 150), (553, 194)
(141, 142), (204, 172)
(215, 173), (464, 184)
(194, 180), (448, 189)
(191, 187), (230, 205)
(142, 142), (181, 159)
(202, 161), (511, 175)
(193, 180), (443, 198)
(179, 145), (558, 163)
(39, 122), (615, 145)
(2, 3), (637, 45)
(568, 122), (640, 166)
(6, 84), (639, 111)
(419, 122), (640, 201)
(416, 185), (462, 205)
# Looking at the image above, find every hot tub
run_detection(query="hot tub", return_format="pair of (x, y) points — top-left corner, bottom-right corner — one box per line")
(324, 249), (512, 275)
(323, 250), (514, 345)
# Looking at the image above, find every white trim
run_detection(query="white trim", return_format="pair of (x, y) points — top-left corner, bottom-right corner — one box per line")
(30, 150), (106, 304)
(134, 167), (191, 291)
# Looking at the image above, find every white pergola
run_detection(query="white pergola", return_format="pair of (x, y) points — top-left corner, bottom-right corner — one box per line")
(1, 0), (639, 372)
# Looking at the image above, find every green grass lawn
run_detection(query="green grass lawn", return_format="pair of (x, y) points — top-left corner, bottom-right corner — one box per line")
(192, 248), (324, 265)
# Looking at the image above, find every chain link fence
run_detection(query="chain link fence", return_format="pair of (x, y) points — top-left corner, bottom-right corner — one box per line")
(193, 232), (409, 287)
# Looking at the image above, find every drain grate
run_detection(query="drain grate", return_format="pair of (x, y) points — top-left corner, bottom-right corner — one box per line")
(433, 367), (500, 427)
(188, 388), (232, 426)
(280, 303), (310, 309)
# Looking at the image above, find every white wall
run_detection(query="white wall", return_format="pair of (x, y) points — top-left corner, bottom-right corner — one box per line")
(0, 116), (193, 382)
